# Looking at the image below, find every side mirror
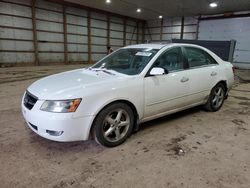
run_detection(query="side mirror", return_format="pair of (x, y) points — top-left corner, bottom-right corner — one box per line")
(149, 67), (165, 76)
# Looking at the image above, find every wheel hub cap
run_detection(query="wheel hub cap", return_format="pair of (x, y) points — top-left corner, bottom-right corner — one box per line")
(102, 109), (130, 142)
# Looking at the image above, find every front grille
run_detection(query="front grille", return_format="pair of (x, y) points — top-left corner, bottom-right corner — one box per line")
(23, 91), (38, 110)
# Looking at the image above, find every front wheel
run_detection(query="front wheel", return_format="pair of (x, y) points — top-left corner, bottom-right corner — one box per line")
(204, 83), (226, 112)
(92, 102), (134, 147)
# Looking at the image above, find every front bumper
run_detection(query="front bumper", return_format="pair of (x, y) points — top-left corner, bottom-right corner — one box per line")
(21, 100), (94, 142)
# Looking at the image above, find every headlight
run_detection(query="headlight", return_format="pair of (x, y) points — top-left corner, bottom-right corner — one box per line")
(40, 98), (81, 113)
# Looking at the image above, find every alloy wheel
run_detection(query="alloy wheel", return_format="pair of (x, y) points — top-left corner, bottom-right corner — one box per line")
(212, 86), (224, 109)
(102, 109), (130, 142)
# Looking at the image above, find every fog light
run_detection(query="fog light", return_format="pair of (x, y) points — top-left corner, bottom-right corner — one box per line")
(46, 130), (63, 136)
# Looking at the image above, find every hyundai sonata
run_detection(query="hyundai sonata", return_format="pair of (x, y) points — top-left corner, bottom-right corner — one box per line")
(22, 43), (234, 147)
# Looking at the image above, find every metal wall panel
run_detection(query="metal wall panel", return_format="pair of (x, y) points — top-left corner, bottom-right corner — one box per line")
(184, 25), (197, 32)
(36, 20), (63, 32)
(91, 19), (106, 28)
(0, 40), (33, 51)
(36, 0), (63, 12)
(0, 28), (33, 40)
(67, 34), (88, 43)
(110, 22), (123, 31)
(0, 15), (32, 29)
(37, 32), (64, 42)
(0, 52), (34, 63)
(92, 54), (106, 61)
(92, 37), (106, 45)
(127, 20), (136, 26)
(0, 0), (144, 65)
(68, 44), (88, 52)
(91, 27), (107, 37)
(67, 25), (87, 35)
(172, 33), (181, 39)
(110, 16), (123, 24)
(67, 14), (87, 26)
(150, 27), (161, 34)
(66, 7), (87, 17)
(0, 2), (31, 17)
(110, 38), (123, 46)
(183, 33), (197, 39)
(38, 43), (64, 51)
(147, 19), (161, 27)
(38, 53), (64, 62)
(151, 34), (160, 41)
(199, 17), (250, 65)
(91, 36), (106, 45)
(184, 17), (197, 24)
(91, 12), (107, 21)
(146, 17), (198, 41)
(126, 25), (135, 33)
(110, 30), (123, 38)
(162, 34), (172, 40)
(92, 45), (106, 53)
(66, 5), (88, 63)
(5, 0), (30, 5)
(36, 9), (63, 22)
(68, 54), (88, 62)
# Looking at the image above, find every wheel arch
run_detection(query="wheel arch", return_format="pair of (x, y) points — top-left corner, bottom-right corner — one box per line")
(89, 99), (139, 139)
(215, 80), (228, 92)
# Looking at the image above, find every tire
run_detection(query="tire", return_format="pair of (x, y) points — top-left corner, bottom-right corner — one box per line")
(204, 83), (226, 112)
(92, 102), (135, 147)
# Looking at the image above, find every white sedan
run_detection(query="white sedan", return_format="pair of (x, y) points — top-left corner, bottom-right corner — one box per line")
(22, 43), (234, 147)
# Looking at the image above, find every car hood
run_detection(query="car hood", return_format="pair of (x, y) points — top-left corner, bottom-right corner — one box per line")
(27, 69), (126, 100)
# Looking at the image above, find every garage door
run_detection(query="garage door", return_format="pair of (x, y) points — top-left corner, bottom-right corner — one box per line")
(198, 17), (250, 68)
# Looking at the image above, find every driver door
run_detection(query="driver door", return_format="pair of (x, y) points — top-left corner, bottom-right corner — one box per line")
(144, 47), (190, 118)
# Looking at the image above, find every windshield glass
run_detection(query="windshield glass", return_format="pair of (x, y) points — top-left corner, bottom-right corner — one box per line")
(91, 48), (159, 75)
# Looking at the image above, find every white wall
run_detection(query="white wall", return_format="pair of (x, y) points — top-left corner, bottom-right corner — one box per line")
(198, 17), (250, 69)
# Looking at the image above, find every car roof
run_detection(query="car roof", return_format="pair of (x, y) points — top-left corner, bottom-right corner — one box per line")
(123, 43), (169, 49)
(123, 43), (204, 50)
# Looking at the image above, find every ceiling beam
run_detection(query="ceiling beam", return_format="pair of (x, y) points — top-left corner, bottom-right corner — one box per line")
(46, 0), (145, 22)
(199, 12), (250, 20)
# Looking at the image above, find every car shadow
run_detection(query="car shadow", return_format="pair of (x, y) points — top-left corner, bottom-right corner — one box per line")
(27, 106), (203, 152)
(138, 106), (202, 132)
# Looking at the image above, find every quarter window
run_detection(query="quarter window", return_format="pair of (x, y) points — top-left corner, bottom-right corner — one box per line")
(185, 47), (218, 68)
(153, 47), (184, 72)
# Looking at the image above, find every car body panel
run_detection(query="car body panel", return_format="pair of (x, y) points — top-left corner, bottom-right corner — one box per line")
(144, 71), (190, 117)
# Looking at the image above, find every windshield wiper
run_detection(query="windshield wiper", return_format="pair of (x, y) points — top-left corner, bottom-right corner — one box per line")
(88, 68), (116, 75)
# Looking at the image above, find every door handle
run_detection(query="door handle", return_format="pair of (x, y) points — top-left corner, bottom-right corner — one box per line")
(211, 71), (217, 76)
(180, 77), (189, 83)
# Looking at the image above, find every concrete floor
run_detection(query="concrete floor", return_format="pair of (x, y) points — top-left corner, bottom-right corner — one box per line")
(0, 65), (250, 188)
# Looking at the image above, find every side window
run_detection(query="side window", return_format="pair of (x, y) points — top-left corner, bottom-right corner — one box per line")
(154, 47), (184, 72)
(185, 47), (218, 68)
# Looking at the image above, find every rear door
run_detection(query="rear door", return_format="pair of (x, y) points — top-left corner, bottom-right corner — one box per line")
(183, 46), (219, 104)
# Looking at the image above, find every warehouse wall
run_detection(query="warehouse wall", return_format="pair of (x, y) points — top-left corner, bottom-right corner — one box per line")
(145, 17), (198, 42)
(198, 17), (250, 69)
(0, 0), (145, 66)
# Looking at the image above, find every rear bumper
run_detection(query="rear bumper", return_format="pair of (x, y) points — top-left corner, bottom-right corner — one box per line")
(21, 101), (94, 142)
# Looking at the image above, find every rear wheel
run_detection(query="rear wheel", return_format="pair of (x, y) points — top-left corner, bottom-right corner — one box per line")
(204, 83), (226, 112)
(92, 102), (134, 147)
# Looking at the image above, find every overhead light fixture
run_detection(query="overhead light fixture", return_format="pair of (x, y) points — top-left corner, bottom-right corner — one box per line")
(136, 8), (141, 13)
(159, 15), (163, 19)
(209, 2), (218, 8)
(106, 0), (111, 3)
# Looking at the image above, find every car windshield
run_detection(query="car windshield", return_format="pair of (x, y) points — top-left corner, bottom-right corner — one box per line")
(91, 48), (159, 75)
